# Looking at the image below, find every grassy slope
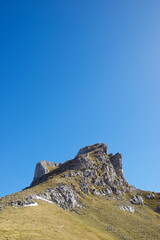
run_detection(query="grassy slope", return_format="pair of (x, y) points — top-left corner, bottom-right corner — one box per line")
(0, 201), (114, 240)
(0, 172), (160, 240)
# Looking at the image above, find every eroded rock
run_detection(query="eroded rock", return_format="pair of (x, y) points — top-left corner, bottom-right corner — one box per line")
(33, 160), (59, 182)
(130, 195), (144, 205)
(119, 204), (135, 213)
(155, 205), (160, 213)
(146, 193), (155, 199)
(37, 184), (79, 209)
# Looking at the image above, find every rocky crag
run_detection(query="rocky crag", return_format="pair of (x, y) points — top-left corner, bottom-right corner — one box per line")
(32, 160), (60, 183)
(1, 143), (160, 214)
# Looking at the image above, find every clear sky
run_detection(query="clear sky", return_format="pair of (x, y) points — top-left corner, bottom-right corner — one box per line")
(0, 0), (160, 198)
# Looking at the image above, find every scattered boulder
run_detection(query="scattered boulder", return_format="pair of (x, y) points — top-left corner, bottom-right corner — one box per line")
(9, 198), (37, 208)
(100, 187), (113, 196)
(112, 187), (122, 197)
(146, 193), (155, 199)
(155, 205), (160, 213)
(130, 195), (144, 205)
(107, 225), (116, 232)
(91, 189), (100, 196)
(119, 204), (135, 213)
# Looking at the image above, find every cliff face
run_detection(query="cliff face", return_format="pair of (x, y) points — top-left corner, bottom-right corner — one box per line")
(33, 160), (59, 182)
(31, 144), (126, 188)
(30, 143), (132, 201)
(1, 143), (139, 211)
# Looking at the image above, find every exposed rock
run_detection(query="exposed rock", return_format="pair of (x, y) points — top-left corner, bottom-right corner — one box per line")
(112, 187), (123, 197)
(58, 155), (95, 173)
(107, 225), (116, 232)
(9, 198), (37, 208)
(119, 204), (135, 213)
(155, 205), (160, 213)
(37, 184), (79, 209)
(110, 153), (124, 179)
(91, 189), (100, 196)
(82, 170), (97, 179)
(30, 143), (128, 202)
(130, 195), (144, 205)
(68, 171), (80, 177)
(94, 178), (105, 187)
(27, 143), (134, 210)
(77, 143), (108, 156)
(100, 187), (113, 196)
(80, 178), (90, 195)
(33, 160), (59, 182)
(146, 193), (155, 199)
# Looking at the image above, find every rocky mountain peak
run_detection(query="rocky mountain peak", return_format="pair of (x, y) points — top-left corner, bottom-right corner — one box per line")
(31, 143), (126, 191)
(25, 143), (132, 210)
(77, 143), (108, 156)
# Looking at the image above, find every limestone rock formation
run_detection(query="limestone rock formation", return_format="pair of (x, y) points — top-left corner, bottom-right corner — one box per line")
(130, 195), (144, 205)
(33, 160), (59, 182)
(146, 193), (155, 199)
(26, 143), (133, 209)
(31, 143), (128, 191)
(119, 204), (135, 213)
(77, 143), (108, 156)
(37, 184), (79, 209)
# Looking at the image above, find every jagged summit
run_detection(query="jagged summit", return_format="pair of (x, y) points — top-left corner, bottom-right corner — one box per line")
(30, 143), (127, 193)
(76, 143), (108, 156)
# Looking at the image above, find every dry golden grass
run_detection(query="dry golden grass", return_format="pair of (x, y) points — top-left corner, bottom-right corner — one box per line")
(0, 171), (160, 240)
(0, 200), (114, 240)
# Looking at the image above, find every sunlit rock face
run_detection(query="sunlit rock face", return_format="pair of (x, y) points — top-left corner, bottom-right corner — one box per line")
(26, 143), (132, 210)
(33, 160), (59, 182)
(31, 143), (129, 194)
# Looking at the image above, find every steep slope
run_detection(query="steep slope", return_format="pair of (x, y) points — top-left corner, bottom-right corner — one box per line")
(0, 143), (160, 240)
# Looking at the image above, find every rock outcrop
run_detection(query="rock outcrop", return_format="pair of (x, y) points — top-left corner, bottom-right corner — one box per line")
(36, 184), (79, 209)
(27, 143), (133, 208)
(130, 195), (144, 205)
(119, 204), (135, 213)
(1, 143), (139, 211)
(31, 143), (128, 191)
(146, 193), (155, 199)
(33, 160), (59, 182)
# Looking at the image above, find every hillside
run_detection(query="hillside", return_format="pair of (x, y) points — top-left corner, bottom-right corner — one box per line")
(0, 143), (160, 240)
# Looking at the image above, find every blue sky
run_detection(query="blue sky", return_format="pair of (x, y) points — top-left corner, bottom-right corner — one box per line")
(0, 0), (160, 197)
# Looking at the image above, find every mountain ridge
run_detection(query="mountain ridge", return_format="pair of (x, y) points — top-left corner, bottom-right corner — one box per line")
(0, 143), (160, 240)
